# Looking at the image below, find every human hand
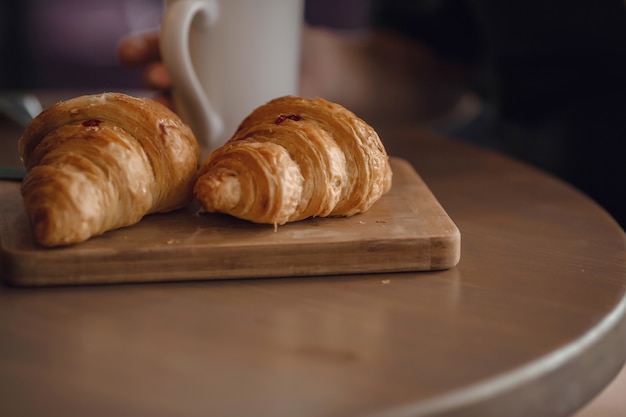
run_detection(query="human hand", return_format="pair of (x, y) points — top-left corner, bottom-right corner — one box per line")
(117, 32), (172, 108)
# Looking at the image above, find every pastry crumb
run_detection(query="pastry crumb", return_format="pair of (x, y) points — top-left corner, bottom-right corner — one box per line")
(381, 279), (391, 285)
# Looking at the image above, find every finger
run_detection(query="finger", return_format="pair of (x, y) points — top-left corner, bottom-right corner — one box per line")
(118, 32), (162, 67)
(143, 62), (172, 90)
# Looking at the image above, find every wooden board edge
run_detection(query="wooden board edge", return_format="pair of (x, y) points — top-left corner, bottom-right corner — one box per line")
(1, 231), (461, 287)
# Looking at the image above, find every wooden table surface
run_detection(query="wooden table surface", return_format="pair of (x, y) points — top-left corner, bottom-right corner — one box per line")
(1, 112), (626, 417)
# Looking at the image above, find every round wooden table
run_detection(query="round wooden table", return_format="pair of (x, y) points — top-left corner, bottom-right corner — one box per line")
(1, 121), (625, 417)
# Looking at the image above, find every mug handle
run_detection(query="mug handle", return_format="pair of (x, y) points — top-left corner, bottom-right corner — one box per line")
(160, 0), (222, 148)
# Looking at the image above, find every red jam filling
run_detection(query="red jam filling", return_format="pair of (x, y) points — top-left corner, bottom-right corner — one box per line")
(274, 114), (302, 124)
(82, 119), (101, 127)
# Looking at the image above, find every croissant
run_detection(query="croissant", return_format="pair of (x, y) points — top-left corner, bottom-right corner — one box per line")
(18, 92), (201, 247)
(194, 96), (392, 226)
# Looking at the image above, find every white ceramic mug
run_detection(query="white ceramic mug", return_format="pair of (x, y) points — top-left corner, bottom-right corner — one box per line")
(160, 0), (304, 153)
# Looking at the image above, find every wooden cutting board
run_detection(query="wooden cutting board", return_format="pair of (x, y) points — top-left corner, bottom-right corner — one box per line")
(0, 158), (460, 286)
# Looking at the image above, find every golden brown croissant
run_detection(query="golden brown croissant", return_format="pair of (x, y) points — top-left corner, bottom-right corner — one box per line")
(19, 92), (201, 247)
(194, 96), (392, 226)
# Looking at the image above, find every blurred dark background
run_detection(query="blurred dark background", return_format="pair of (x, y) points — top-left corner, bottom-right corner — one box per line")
(0, 0), (162, 90)
(1, 0), (625, 226)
